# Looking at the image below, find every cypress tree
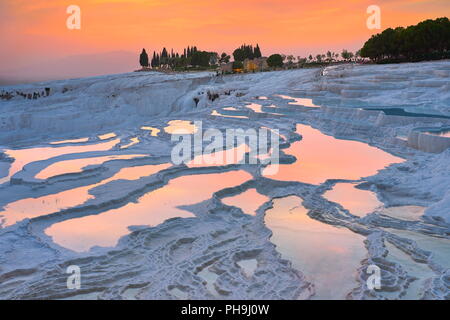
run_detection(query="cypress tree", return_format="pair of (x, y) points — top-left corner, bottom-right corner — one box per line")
(254, 44), (262, 58)
(151, 51), (157, 67)
(161, 47), (168, 58)
(139, 48), (149, 67)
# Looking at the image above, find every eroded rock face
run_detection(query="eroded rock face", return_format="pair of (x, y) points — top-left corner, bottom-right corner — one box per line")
(408, 129), (450, 153)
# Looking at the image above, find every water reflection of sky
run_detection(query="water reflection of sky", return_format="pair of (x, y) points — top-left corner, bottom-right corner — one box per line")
(46, 170), (252, 252)
(263, 124), (404, 184)
(265, 196), (366, 299)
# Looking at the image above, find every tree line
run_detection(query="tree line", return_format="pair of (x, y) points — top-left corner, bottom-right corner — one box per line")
(360, 17), (450, 63)
(140, 44), (362, 72)
(139, 46), (221, 70)
(139, 44), (263, 70)
(138, 17), (450, 73)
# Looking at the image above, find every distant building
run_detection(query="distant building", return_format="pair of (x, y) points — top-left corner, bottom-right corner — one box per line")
(219, 62), (233, 74)
(243, 58), (268, 72)
(219, 58), (268, 74)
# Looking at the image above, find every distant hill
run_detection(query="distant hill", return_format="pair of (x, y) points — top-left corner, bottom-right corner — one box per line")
(0, 51), (138, 85)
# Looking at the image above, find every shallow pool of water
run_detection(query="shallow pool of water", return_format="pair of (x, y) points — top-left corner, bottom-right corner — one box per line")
(164, 120), (198, 134)
(265, 196), (366, 299)
(141, 126), (160, 136)
(245, 103), (263, 113)
(1, 163), (171, 226)
(211, 110), (249, 119)
(222, 188), (269, 216)
(386, 228), (450, 269)
(98, 133), (117, 140)
(324, 183), (382, 217)
(187, 144), (249, 168)
(263, 124), (404, 184)
(35, 154), (146, 179)
(46, 170), (253, 252)
(50, 138), (89, 145)
(276, 95), (320, 108)
(120, 137), (140, 149)
(0, 139), (120, 184)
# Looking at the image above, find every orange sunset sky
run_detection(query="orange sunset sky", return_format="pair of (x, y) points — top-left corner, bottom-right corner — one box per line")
(1, 0), (449, 83)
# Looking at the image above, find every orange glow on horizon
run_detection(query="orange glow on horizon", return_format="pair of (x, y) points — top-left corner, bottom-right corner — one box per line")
(1, 0), (449, 78)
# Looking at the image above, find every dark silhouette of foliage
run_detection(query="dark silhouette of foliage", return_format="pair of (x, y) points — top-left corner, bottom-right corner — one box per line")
(267, 54), (283, 68)
(341, 49), (354, 61)
(360, 17), (450, 63)
(233, 48), (246, 62)
(233, 44), (263, 61)
(191, 51), (211, 67)
(151, 51), (157, 68)
(254, 44), (262, 58)
(220, 52), (231, 63)
(139, 49), (149, 67)
(149, 45), (215, 69)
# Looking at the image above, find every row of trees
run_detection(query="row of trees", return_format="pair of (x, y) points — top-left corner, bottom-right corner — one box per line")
(140, 46), (221, 69)
(265, 50), (360, 68)
(232, 44), (262, 62)
(302, 50), (359, 64)
(140, 44), (264, 70)
(140, 46), (360, 72)
(360, 17), (450, 63)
